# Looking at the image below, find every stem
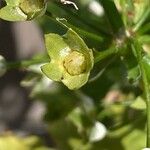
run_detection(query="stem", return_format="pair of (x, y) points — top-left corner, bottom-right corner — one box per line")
(53, 2), (110, 36)
(45, 11), (104, 43)
(6, 47), (118, 70)
(94, 47), (118, 64)
(6, 57), (49, 70)
(132, 42), (150, 147)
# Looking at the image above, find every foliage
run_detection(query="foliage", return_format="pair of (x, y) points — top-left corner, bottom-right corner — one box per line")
(0, 0), (150, 150)
(0, 133), (49, 150)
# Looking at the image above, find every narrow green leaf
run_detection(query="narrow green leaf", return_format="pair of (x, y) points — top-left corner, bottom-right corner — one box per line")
(130, 96), (146, 110)
(99, 0), (124, 34)
(133, 7), (150, 32)
(56, 18), (104, 43)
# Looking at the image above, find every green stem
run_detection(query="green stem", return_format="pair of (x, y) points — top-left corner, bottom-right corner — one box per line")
(6, 58), (49, 70)
(53, 2), (110, 36)
(132, 42), (150, 147)
(94, 47), (118, 64)
(45, 11), (104, 43)
(6, 47), (118, 70)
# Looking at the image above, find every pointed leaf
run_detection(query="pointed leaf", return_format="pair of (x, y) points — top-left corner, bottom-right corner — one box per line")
(130, 96), (146, 110)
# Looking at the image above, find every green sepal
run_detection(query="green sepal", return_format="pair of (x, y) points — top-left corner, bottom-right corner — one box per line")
(0, 0), (46, 21)
(19, 0), (47, 20)
(0, 5), (27, 21)
(45, 33), (70, 60)
(5, 0), (20, 5)
(63, 29), (94, 71)
(62, 72), (90, 90)
(41, 62), (63, 81)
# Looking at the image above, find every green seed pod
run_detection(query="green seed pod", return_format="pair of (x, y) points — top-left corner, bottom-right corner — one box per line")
(0, 0), (47, 21)
(41, 29), (94, 90)
(0, 55), (6, 77)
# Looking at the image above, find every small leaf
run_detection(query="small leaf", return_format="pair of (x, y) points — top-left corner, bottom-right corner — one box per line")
(0, 134), (49, 150)
(127, 65), (140, 83)
(122, 128), (146, 150)
(67, 107), (83, 133)
(19, 0), (47, 20)
(130, 96), (146, 110)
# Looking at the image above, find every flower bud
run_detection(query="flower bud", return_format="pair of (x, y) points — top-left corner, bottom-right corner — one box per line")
(0, 0), (47, 21)
(41, 29), (94, 90)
